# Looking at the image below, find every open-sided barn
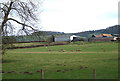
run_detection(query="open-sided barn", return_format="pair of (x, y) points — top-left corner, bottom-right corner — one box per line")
(54, 35), (88, 42)
(89, 34), (114, 42)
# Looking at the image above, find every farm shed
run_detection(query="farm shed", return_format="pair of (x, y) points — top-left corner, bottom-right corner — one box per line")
(54, 35), (72, 42)
(89, 34), (114, 42)
(92, 35), (103, 37)
(54, 35), (88, 42)
(112, 34), (120, 41)
(72, 36), (88, 41)
(102, 34), (112, 37)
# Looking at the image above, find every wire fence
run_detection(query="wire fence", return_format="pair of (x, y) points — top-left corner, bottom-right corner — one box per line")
(1, 69), (118, 80)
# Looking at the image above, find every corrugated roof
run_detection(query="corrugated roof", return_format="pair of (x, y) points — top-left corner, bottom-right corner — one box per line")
(55, 35), (71, 38)
(102, 34), (112, 37)
(93, 35), (103, 37)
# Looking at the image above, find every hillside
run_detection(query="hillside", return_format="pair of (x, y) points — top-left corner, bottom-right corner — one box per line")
(31, 25), (119, 37)
(72, 25), (119, 37)
(3, 25), (119, 43)
(32, 31), (65, 36)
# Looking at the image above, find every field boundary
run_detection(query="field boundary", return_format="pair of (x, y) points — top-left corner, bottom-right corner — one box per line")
(8, 51), (118, 54)
(7, 42), (69, 49)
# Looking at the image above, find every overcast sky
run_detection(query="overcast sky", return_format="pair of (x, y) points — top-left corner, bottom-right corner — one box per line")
(0, 0), (119, 33)
(40, 0), (119, 33)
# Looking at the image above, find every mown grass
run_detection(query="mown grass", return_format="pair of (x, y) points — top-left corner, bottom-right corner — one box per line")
(2, 42), (118, 79)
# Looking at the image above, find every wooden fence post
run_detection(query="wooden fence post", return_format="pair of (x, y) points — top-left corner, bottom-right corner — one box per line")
(41, 69), (44, 81)
(93, 69), (96, 81)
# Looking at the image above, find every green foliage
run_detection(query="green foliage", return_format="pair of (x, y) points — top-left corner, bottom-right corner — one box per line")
(2, 36), (17, 44)
(2, 36), (16, 54)
(79, 38), (84, 41)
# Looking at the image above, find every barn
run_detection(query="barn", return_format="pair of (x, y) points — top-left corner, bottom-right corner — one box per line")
(54, 35), (88, 42)
(89, 34), (114, 42)
(54, 35), (70, 42)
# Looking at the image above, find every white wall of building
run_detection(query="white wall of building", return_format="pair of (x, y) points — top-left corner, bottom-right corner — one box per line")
(54, 35), (81, 42)
(55, 35), (71, 42)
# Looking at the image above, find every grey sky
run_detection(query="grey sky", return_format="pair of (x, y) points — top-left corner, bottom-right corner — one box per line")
(0, 0), (119, 33)
(40, 0), (119, 33)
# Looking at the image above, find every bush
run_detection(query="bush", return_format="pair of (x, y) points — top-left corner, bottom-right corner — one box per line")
(80, 38), (84, 41)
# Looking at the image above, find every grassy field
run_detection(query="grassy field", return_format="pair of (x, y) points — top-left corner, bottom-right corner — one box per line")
(2, 42), (118, 79)
(9, 42), (48, 47)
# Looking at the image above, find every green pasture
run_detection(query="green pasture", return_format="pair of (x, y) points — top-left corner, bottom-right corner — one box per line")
(2, 42), (118, 79)
(9, 42), (48, 47)
(7, 42), (118, 52)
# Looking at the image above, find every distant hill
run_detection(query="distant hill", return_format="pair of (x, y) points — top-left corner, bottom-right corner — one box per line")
(5, 25), (119, 43)
(32, 25), (119, 38)
(32, 31), (65, 36)
(71, 25), (120, 37)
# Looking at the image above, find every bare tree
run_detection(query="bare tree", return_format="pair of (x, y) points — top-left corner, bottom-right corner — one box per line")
(0, 0), (42, 54)
(0, 0), (42, 36)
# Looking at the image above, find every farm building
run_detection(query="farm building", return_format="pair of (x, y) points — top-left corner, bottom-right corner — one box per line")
(54, 35), (71, 42)
(102, 34), (112, 37)
(54, 35), (88, 42)
(91, 35), (103, 38)
(89, 34), (114, 42)
(72, 36), (88, 41)
(112, 34), (120, 41)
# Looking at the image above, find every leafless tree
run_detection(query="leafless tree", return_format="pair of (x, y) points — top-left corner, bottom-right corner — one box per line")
(0, 0), (42, 54)
(0, 0), (42, 36)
